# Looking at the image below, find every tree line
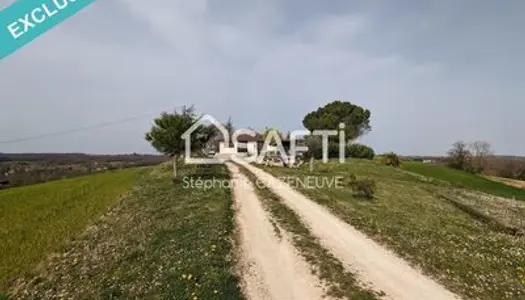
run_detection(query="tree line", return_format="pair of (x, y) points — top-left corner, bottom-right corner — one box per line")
(447, 141), (493, 173)
(447, 141), (525, 180)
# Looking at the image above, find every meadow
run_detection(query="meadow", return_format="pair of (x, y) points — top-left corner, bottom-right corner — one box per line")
(3, 163), (244, 300)
(0, 168), (147, 290)
(401, 161), (525, 200)
(263, 159), (525, 300)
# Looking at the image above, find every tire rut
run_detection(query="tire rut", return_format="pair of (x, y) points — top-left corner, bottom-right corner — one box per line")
(228, 163), (329, 300)
(241, 162), (461, 300)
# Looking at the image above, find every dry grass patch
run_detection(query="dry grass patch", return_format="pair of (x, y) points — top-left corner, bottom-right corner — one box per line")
(455, 191), (525, 232)
(486, 176), (525, 189)
(263, 159), (525, 300)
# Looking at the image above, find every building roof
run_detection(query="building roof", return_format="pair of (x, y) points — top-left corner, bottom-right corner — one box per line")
(237, 133), (263, 142)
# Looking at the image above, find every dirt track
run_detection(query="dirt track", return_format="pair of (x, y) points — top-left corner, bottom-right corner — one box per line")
(238, 162), (461, 300)
(227, 163), (328, 300)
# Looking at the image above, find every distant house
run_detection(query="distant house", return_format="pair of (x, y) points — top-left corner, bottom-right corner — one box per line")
(215, 132), (304, 158)
(423, 159), (434, 164)
(216, 133), (264, 156)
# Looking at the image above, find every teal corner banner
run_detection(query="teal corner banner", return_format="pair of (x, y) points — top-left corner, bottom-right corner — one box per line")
(0, 0), (97, 59)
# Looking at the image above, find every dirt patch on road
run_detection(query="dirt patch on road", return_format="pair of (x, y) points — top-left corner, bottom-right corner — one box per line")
(486, 176), (525, 189)
(228, 163), (328, 300)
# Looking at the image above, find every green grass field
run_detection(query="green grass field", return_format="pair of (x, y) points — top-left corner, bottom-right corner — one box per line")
(0, 168), (147, 290)
(3, 164), (244, 300)
(263, 159), (525, 300)
(401, 161), (525, 200)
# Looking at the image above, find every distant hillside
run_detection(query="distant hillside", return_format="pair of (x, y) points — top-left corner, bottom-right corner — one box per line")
(0, 153), (168, 189)
(0, 153), (166, 164)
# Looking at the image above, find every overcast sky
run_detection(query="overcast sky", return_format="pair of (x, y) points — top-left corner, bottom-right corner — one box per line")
(0, 0), (523, 155)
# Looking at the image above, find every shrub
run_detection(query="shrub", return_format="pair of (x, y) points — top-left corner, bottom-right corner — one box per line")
(304, 138), (376, 160)
(346, 143), (375, 160)
(347, 174), (376, 199)
(516, 168), (525, 180)
(380, 152), (401, 167)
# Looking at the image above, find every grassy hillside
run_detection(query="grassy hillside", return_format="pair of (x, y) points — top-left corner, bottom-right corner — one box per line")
(3, 164), (244, 300)
(263, 159), (525, 300)
(0, 168), (147, 289)
(402, 161), (525, 200)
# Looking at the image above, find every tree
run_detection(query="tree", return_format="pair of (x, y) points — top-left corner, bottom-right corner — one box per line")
(302, 100), (372, 142)
(303, 136), (339, 159)
(224, 117), (235, 147)
(447, 141), (472, 171)
(469, 141), (493, 173)
(145, 106), (214, 179)
(303, 136), (322, 159)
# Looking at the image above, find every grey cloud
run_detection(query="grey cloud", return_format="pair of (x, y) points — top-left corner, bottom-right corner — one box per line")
(0, 0), (523, 155)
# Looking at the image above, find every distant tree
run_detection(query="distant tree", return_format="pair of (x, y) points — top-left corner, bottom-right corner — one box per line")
(469, 141), (493, 173)
(515, 167), (525, 180)
(145, 106), (214, 179)
(447, 141), (473, 171)
(224, 117), (235, 147)
(498, 160), (517, 178)
(302, 100), (372, 142)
